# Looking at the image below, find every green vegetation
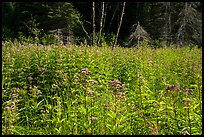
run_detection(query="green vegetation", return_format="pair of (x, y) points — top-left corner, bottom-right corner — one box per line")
(2, 41), (202, 135)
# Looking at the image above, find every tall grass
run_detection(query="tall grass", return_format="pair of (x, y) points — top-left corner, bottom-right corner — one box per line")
(2, 42), (202, 135)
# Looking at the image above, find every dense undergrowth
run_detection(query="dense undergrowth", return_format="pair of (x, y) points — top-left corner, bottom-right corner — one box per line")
(2, 42), (202, 135)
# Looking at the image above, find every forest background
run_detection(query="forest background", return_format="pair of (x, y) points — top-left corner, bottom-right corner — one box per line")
(2, 2), (202, 48)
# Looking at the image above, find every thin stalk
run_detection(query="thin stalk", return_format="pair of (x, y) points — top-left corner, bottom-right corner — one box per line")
(131, 107), (133, 135)
(93, 96), (95, 134)
(114, 90), (117, 134)
(92, 2), (96, 46)
(91, 96), (93, 135)
(99, 94), (102, 134)
(85, 94), (88, 134)
(103, 105), (106, 135)
(173, 93), (179, 132)
(156, 108), (159, 134)
(165, 94), (168, 135)
(188, 105), (191, 134)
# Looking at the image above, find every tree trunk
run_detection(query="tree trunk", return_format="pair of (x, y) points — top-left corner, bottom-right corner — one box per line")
(164, 2), (171, 48)
(92, 2), (96, 46)
(108, 2), (120, 34)
(113, 2), (126, 49)
(177, 2), (188, 48)
(168, 2), (171, 47)
(97, 2), (105, 45)
(102, 2), (108, 32)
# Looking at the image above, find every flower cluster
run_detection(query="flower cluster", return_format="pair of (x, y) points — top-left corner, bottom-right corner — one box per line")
(80, 68), (91, 76)
(87, 90), (95, 96)
(151, 127), (158, 135)
(30, 86), (42, 95)
(184, 88), (193, 93)
(109, 80), (125, 89)
(103, 104), (111, 110)
(40, 67), (46, 74)
(116, 92), (126, 101)
(166, 84), (180, 92)
(4, 88), (19, 135)
(89, 79), (98, 84)
(184, 88), (193, 97)
(184, 98), (191, 106)
(27, 76), (33, 82)
(181, 131), (190, 135)
(90, 116), (97, 121)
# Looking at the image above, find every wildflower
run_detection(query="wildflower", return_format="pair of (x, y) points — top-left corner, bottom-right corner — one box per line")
(27, 76), (33, 81)
(87, 90), (95, 96)
(116, 91), (121, 95)
(184, 88), (193, 93)
(131, 101), (135, 104)
(5, 106), (10, 111)
(115, 92), (126, 101)
(5, 101), (10, 105)
(185, 98), (191, 103)
(184, 98), (191, 106)
(109, 79), (121, 85)
(11, 102), (15, 107)
(12, 93), (18, 99)
(89, 79), (97, 84)
(103, 104), (111, 107)
(81, 68), (91, 75)
(148, 60), (153, 65)
(74, 75), (78, 82)
(109, 80), (124, 89)
(15, 88), (20, 92)
(117, 91), (124, 97)
(40, 67), (46, 74)
(45, 109), (49, 113)
(184, 88), (189, 92)
(90, 116), (97, 121)
(181, 131), (190, 135)
(82, 82), (87, 88)
(166, 84), (180, 92)
(189, 89), (193, 92)
(151, 127), (158, 135)
(175, 84), (180, 89)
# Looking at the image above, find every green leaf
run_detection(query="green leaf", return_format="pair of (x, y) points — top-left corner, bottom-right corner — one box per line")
(107, 112), (116, 119)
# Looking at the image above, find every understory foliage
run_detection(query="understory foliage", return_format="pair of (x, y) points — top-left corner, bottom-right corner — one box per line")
(2, 41), (202, 135)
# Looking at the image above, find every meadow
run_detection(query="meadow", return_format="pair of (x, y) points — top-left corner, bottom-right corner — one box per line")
(2, 41), (202, 135)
